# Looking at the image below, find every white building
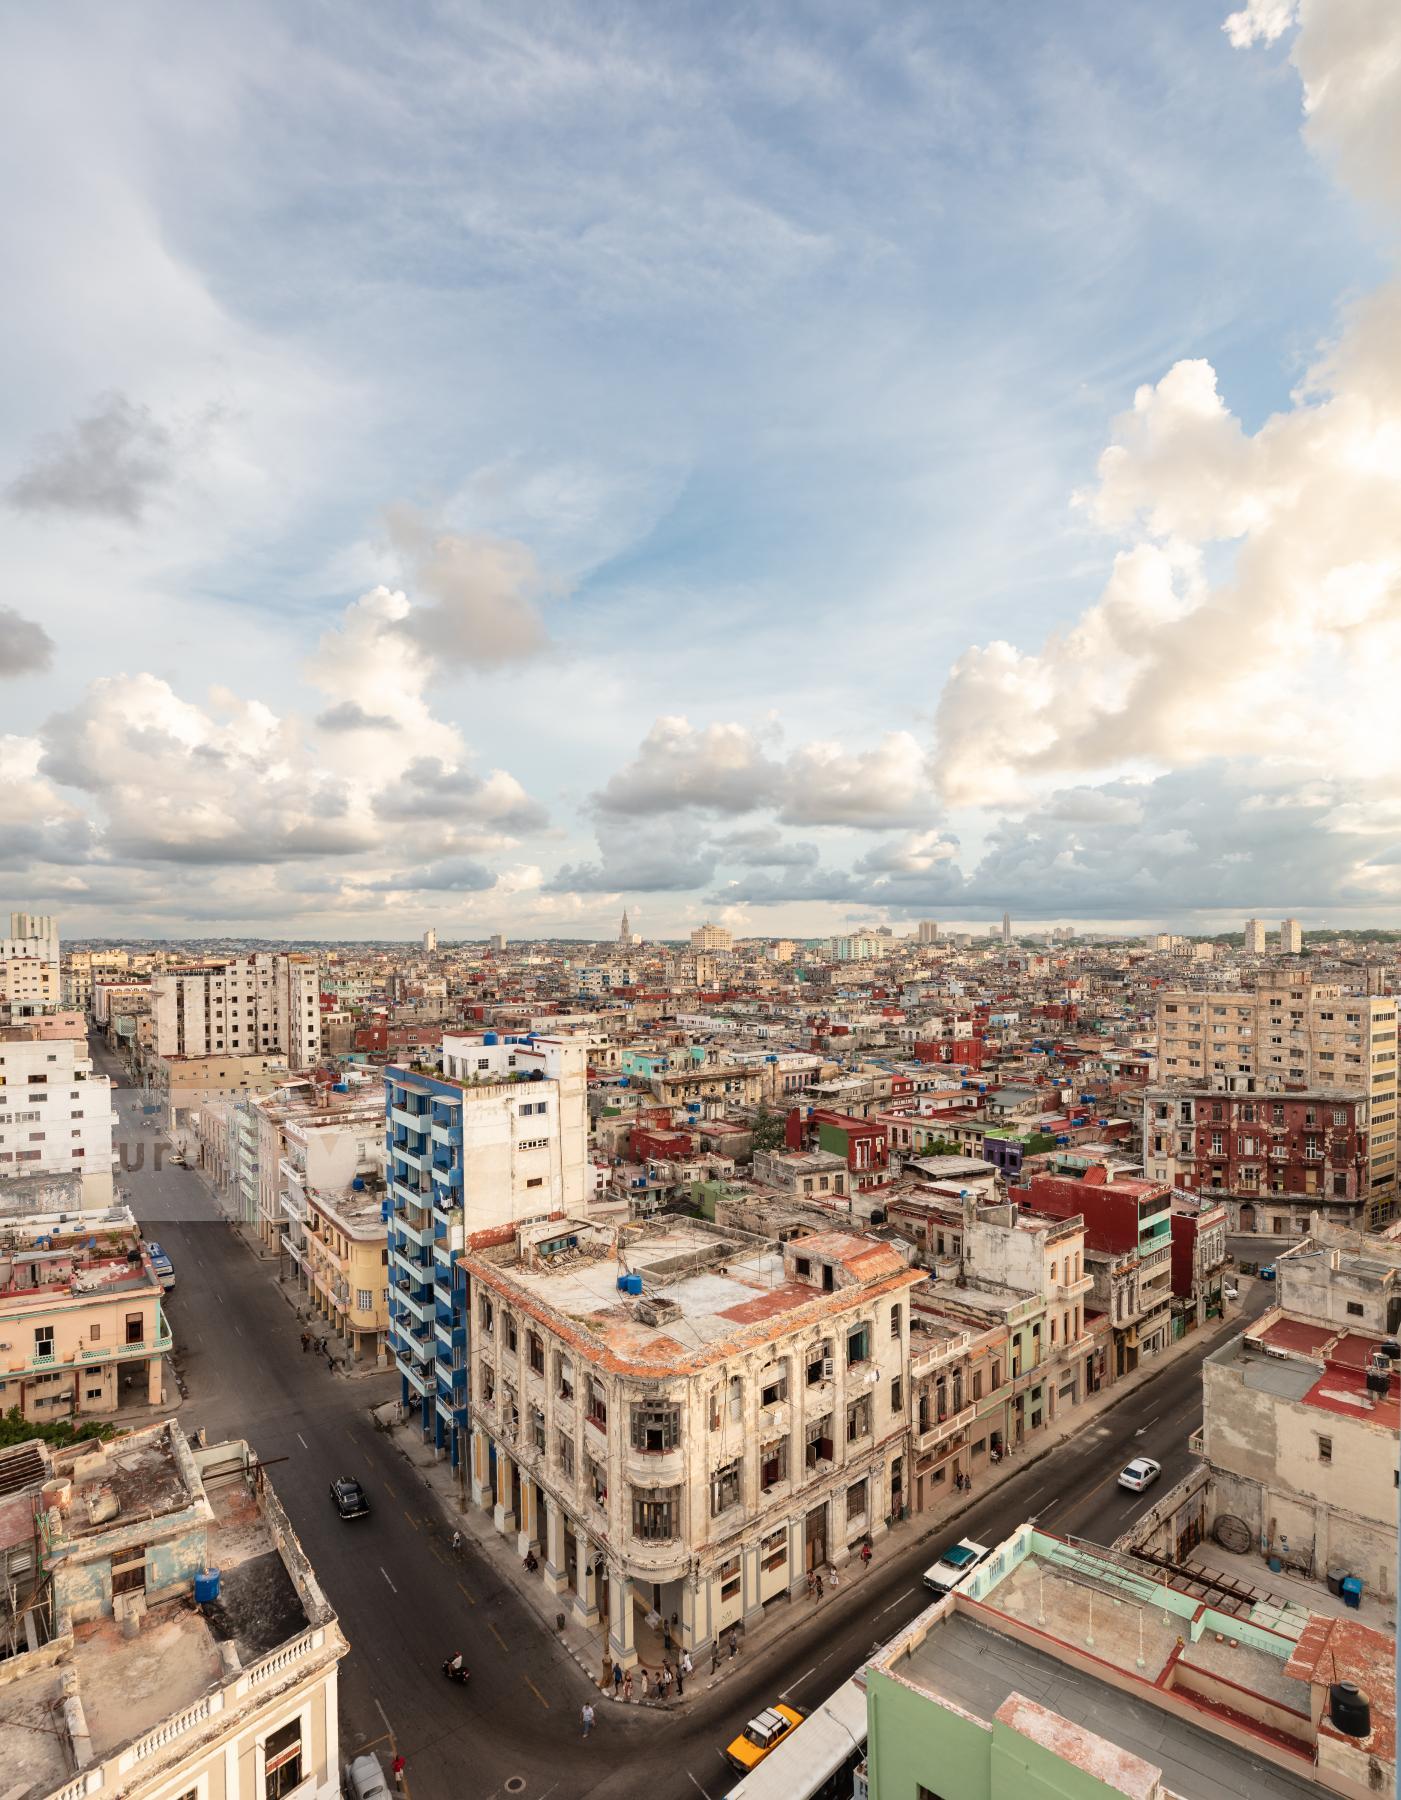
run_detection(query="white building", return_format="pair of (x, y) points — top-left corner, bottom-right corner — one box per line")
(917, 920), (939, 944)
(1281, 916), (1303, 954)
(690, 921), (733, 953)
(463, 1217), (919, 1667)
(423, 925), (438, 953)
(0, 1029), (118, 1207)
(438, 1032), (589, 1226)
(1243, 917), (1268, 954)
(151, 953), (321, 1069)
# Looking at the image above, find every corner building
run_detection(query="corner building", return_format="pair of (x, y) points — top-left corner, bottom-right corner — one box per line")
(461, 1215), (919, 1667)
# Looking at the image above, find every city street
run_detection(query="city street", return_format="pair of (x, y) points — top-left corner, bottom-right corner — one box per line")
(95, 1032), (1271, 1800)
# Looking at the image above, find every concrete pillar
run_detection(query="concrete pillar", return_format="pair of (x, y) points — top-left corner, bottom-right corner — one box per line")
(607, 1570), (637, 1669)
(516, 1479), (538, 1557)
(469, 1425), (488, 1509)
(680, 1575), (702, 1652)
(146, 1357), (163, 1406)
(542, 1498), (568, 1595)
(742, 1545), (764, 1627)
(573, 1533), (601, 1627)
(493, 1448), (516, 1533)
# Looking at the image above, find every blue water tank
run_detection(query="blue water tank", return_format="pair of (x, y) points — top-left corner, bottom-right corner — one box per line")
(1342, 1576), (1364, 1608)
(195, 1569), (221, 1604)
(484, 1032), (498, 1045)
(351, 1176), (365, 1190)
(333, 1081), (349, 1093)
(625, 1274), (643, 1295)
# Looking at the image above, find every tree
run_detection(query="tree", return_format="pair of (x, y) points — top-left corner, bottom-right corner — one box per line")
(750, 1105), (787, 1153)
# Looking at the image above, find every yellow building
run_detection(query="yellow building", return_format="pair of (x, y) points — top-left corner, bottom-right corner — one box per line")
(0, 1202), (169, 1420)
(302, 1185), (389, 1362)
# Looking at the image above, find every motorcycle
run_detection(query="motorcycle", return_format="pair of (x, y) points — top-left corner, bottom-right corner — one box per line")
(442, 1659), (470, 1686)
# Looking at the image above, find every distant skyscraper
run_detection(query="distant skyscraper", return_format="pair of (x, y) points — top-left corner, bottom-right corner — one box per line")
(423, 926), (437, 954)
(691, 922), (732, 953)
(489, 932), (507, 953)
(619, 908), (634, 947)
(1280, 918), (1302, 955)
(1001, 912), (1012, 944)
(1243, 918), (1268, 954)
(917, 920), (940, 944)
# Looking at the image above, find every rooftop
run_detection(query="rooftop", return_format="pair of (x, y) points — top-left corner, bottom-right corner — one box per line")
(469, 1217), (915, 1373)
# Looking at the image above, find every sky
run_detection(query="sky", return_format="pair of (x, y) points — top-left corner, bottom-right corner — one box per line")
(2, 0), (1400, 942)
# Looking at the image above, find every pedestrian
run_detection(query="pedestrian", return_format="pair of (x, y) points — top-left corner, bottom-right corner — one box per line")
(815, 1574), (824, 1600)
(681, 1649), (693, 1683)
(300, 1330), (310, 1354)
(806, 1569), (816, 1598)
(728, 1628), (738, 1659)
(710, 1641), (720, 1676)
(640, 1668), (651, 1700)
(662, 1620), (672, 1655)
(622, 1668), (634, 1703)
(662, 1662), (674, 1698)
(451, 1530), (461, 1552)
(675, 1658), (685, 1698)
(860, 1541), (872, 1568)
(581, 1702), (595, 1739)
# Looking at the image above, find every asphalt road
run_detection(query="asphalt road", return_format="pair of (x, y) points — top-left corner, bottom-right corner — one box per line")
(94, 1032), (1273, 1800)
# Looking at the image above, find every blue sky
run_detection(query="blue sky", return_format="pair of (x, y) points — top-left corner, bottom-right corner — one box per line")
(3, 0), (1399, 939)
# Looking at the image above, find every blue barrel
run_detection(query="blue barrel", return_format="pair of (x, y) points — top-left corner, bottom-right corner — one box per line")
(194, 1569), (221, 1604)
(1341, 1577), (1363, 1609)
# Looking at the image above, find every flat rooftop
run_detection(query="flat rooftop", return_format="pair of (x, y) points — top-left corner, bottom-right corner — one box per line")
(475, 1220), (910, 1369)
(895, 1608), (1322, 1800)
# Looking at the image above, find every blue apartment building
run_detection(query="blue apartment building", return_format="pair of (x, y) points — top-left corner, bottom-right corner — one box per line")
(384, 1066), (469, 1466)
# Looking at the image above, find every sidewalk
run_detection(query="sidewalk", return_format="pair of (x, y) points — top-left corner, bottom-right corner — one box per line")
(382, 1289), (1255, 1712)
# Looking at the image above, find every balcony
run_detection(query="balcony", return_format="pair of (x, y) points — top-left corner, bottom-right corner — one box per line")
(625, 1443), (685, 1485)
(394, 1284), (434, 1324)
(915, 1404), (977, 1452)
(395, 1351), (432, 1397)
(1049, 1272), (1095, 1302)
(389, 1102), (430, 1133)
(431, 1119), (464, 1148)
(1188, 1426), (1204, 1457)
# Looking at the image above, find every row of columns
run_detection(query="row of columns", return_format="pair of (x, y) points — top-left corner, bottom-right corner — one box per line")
(469, 1425), (639, 1667)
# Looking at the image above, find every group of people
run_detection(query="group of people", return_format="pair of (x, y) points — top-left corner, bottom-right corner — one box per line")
(611, 1649), (693, 1703)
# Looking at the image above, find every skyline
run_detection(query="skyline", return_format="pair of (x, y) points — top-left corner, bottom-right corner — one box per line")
(3, 1), (1400, 940)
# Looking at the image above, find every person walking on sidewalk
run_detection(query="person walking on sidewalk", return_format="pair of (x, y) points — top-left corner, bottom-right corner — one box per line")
(622, 1668), (634, 1703)
(613, 1661), (623, 1698)
(860, 1541), (872, 1568)
(815, 1574), (824, 1600)
(391, 1755), (405, 1791)
(581, 1702), (595, 1739)
(728, 1628), (738, 1659)
(300, 1331), (310, 1354)
(451, 1530), (462, 1552)
(710, 1641), (720, 1676)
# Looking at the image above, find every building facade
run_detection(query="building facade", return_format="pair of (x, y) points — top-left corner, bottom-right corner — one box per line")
(151, 955), (322, 1069)
(0, 1030), (118, 1208)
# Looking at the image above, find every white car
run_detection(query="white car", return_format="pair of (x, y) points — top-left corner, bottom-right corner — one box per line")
(922, 1537), (992, 1596)
(1117, 1456), (1161, 1492)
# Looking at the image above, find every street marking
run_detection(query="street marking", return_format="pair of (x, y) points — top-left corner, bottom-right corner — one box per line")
(488, 1619), (509, 1653)
(380, 1567), (397, 1594)
(374, 1698), (395, 1738)
(297, 1433), (308, 1449)
(877, 1587), (916, 1617)
(791, 1666), (816, 1685)
(686, 1776), (714, 1800)
(522, 1674), (550, 1709)
(457, 1579), (477, 1607)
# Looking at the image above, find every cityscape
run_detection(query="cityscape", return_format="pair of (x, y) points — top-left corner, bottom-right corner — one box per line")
(3, 4), (1399, 1800)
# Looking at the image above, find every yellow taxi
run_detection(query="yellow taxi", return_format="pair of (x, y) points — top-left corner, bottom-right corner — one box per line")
(724, 1702), (805, 1774)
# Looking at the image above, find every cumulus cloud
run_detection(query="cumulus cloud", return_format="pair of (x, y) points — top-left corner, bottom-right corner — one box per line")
(780, 732), (932, 829)
(0, 606), (54, 677)
(594, 718), (781, 817)
(372, 755), (548, 834)
(549, 820), (719, 893)
(712, 826), (820, 868)
(7, 393), (171, 522)
(386, 505), (553, 669)
(315, 700), (401, 733)
(1222, 1), (1296, 49)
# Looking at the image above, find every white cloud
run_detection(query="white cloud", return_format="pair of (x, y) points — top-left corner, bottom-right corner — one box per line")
(1223, 1), (1297, 51)
(0, 607), (54, 677)
(593, 718), (781, 817)
(384, 506), (554, 669)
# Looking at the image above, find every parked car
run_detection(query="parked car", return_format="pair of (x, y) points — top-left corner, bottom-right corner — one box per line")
(922, 1537), (992, 1596)
(1259, 1264), (1277, 1280)
(1117, 1457), (1162, 1492)
(346, 1755), (390, 1800)
(330, 1476), (370, 1519)
(1223, 1284), (1239, 1302)
(725, 1704), (804, 1775)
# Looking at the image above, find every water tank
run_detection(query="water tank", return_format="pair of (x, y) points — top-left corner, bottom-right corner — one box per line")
(1328, 1681), (1371, 1737)
(194, 1568), (222, 1605)
(351, 1176), (365, 1191)
(624, 1274), (643, 1295)
(483, 1032), (499, 1046)
(333, 1081), (349, 1093)
(869, 1208), (886, 1226)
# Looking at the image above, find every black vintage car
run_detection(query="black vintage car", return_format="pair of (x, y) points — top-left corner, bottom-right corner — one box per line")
(330, 1476), (370, 1519)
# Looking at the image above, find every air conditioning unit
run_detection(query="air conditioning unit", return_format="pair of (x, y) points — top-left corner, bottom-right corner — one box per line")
(820, 1356), (834, 1379)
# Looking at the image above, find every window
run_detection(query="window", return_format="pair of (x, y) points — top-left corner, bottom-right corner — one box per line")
(760, 1370), (788, 1408)
(527, 1331), (545, 1375)
(356, 1288), (372, 1311)
(479, 1294), (494, 1333)
(263, 1719), (303, 1800)
(586, 1378), (608, 1431)
(1318, 1435), (1333, 1464)
(1346, 1301), (1364, 1317)
(504, 1315), (518, 1354)
(761, 1527), (787, 1572)
(34, 1325), (53, 1353)
(557, 1431), (575, 1479)
(890, 1304), (902, 1338)
(631, 1487), (677, 1540)
(759, 1438), (788, 1492)
(846, 1396), (872, 1442)
(111, 1544), (147, 1597)
(531, 1406), (545, 1453)
(630, 1401), (681, 1453)
(847, 1324), (870, 1366)
(890, 1375), (903, 1414)
(806, 1342), (833, 1385)
(711, 1459), (741, 1515)
(718, 1553), (741, 1601)
(845, 1479), (867, 1525)
(557, 1354), (574, 1402)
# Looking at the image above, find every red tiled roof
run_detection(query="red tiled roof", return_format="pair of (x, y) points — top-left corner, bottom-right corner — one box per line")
(1286, 1615), (1396, 1763)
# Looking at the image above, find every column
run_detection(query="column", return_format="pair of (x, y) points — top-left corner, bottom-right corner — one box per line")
(516, 1480), (537, 1558)
(742, 1544), (764, 1627)
(146, 1356), (163, 1406)
(607, 1569), (637, 1669)
(542, 1498), (568, 1595)
(680, 1574), (702, 1653)
(493, 1449), (516, 1533)
(469, 1424), (488, 1509)
(573, 1533), (600, 1627)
